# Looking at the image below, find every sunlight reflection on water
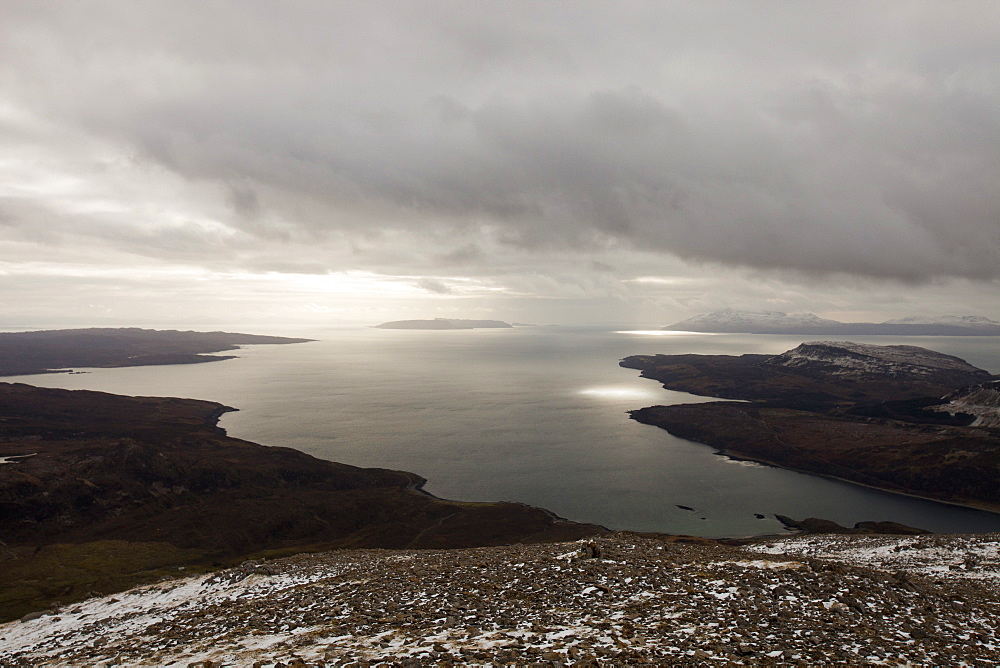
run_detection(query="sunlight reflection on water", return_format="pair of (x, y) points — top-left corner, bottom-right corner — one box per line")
(615, 330), (719, 336)
(577, 386), (659, 400)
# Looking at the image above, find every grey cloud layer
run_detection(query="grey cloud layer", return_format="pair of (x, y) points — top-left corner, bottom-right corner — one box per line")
(3, 1), (999, 281)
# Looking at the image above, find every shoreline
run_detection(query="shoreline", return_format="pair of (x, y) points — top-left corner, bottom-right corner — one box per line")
(711, 442), (1000, 519)
(403, 471), (612, 532)
(622, 341), (1000, 531)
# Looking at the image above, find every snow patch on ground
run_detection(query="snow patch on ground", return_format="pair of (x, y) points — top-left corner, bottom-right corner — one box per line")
(3, 534), (999, 665)
(750, 533), (1000, 581)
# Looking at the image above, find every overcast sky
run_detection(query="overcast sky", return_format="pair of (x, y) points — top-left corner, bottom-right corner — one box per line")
(1, 1), (998, 326)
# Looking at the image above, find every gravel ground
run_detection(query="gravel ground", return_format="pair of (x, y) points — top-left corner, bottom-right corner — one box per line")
(2, 532), (999, 666)
(749, 532), (1000, 582)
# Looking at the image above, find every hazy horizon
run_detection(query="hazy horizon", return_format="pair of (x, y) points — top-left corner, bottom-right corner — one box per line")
(2, 310), (1000, 333)
(2, 1), (998, 324)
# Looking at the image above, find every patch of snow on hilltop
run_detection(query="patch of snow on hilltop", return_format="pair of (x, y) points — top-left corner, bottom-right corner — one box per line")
(766, 341), (984, 376)
(932, 381), (1000, 428)
(673, 309), (839, 328)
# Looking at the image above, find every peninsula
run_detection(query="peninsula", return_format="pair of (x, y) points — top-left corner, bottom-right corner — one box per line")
(0, 328), (314, 376)
(621, 341), (1000, 511)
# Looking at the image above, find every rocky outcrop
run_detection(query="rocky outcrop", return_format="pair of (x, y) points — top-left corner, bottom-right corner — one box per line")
(774, 516), (931, 535)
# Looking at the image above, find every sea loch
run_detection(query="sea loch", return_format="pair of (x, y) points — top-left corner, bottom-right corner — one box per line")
(6, 325), (1000, 537)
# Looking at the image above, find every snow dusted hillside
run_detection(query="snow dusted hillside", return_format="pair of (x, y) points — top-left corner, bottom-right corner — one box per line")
(2, 533), (999, 666)
(932, 381), (1000, 428)
(763, 341), (992, 380)
(751, 533), (1000, 582)
(663, 310), (1000, 335)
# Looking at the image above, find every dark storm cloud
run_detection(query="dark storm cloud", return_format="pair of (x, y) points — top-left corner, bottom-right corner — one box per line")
(2, 1), (999, 282)
(416, 278), (454, 295)
(227, 183), (261, 222)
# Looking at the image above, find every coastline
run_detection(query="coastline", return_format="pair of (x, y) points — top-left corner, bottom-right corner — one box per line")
(402, 468), (611, 534)
(702, 439), (1000, 518)
(0, 328), (313, 377)
(622, 342), (1000, 528)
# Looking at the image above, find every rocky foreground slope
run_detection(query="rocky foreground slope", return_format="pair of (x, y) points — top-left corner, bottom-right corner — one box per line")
(2, 532), (999, 666)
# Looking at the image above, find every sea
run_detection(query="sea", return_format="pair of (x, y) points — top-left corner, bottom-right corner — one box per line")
(5, 324), (1000, 538)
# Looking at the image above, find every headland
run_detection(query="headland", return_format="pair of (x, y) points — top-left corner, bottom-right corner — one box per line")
(622, 341), (1000, 512)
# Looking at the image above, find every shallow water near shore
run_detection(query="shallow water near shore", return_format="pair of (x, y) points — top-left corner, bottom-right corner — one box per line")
(6, 324), (1000, 537)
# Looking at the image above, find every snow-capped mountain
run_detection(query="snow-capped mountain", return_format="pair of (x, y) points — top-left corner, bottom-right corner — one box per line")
(882, 315), (1000, 327)
(663, 309), (842, 333)
(663, 310), (1000, 335)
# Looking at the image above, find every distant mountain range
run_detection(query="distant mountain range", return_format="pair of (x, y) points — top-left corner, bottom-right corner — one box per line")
(374, 318), (513, 330)
(663, 309), (1000, 336)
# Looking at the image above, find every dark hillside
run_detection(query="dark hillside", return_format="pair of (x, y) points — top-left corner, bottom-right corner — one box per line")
(622, 342), (1000, 512)
(0, 384), (602, 622)
(0, 327), (313, 376)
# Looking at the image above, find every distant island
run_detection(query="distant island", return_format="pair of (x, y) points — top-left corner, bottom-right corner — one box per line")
(375, 318), (513, 330)
(622, 341), (1000, 512)
(0, 328), (314, 376)
(663, 309), (1000, 335)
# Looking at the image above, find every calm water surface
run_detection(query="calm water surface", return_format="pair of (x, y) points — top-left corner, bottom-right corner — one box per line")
(7, 325), (1000, 537)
